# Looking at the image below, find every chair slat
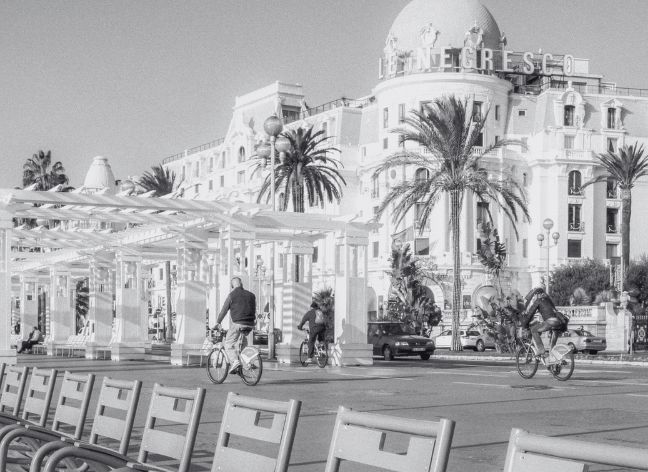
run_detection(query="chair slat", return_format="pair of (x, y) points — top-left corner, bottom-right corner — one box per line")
(224, 407), (284, 444)
(510, 452), (588, 472)
(213, 447), (276, 472)
(92, 415), (127, 442)
(140, 428), (186, 460)
(148, 396), (193, 424)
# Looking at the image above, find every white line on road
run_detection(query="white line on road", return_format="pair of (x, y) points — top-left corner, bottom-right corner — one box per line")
(453, 381), (510, 388)
(627, 393), (648, 397)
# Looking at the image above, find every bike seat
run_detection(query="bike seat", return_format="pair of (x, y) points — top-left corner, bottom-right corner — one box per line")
(239, 327), (254, 335)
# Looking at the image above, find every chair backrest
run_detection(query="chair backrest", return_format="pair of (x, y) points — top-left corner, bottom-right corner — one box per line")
(50, 372), (95, 440)
(504, 428), (648, 471)
(89, 377), (142, 455)
(211, 393), (302, 472)
(324, 406), (455, 472)
(21, 368), (58, 427)
(137, 383), (206, 471)
(0, 366), (29, 417)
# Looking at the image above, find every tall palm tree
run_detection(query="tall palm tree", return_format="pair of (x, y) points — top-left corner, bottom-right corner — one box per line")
(374, 95), (529, 351)
(139, 164), (179, 196)
(582, 142), (648, 286)
(22, 150), (69, 190)
(254, 126), (345, 213)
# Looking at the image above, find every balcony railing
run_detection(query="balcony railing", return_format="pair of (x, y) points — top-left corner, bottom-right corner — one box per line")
(514, 82), (648, 98)
(607, 188), (619, 199)
(162, 137), (226, 165)
(568, 186), (583, 196)
(563, 149), (592, 160)
(568, 221), (585, 232)
(607, 224), (618, 234)
(285, 97), (373, 124)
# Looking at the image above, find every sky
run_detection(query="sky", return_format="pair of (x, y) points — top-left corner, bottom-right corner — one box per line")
(1, 0), (647, 189)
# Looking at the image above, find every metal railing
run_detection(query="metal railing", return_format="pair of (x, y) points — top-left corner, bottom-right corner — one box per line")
(514, 81), (648, 97)
(568, 221), (585, 232)
(607, 224), (618, 234)
(287, 97), (373, 123)
(568, 186), (583, 196)
(161, 137), (226, 165)
(607, 188), (619, 199)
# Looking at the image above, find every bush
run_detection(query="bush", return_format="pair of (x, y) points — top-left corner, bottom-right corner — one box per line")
(626, 255), (648, 306)
(549, 259), (611, 306)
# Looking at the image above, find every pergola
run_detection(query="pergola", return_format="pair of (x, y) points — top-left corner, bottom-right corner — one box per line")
(0, 189), (373, 366)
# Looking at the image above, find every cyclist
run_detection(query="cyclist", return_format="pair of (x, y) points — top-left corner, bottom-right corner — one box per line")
(297, 301), (326, 364)
(213, 277), (256, 373)
(521, 287), (567, 357)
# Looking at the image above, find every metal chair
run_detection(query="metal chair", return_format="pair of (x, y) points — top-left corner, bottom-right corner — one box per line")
(211, 392), (301, 472)
(28, 377), (142, 472)
(503, 428), (648, 471)
(0, 372), (95, 470)
(0, 366), (29, 422)
(43, 383), (206, 472)
(0, 367), (58, 428)
(324, 406), (455, 472)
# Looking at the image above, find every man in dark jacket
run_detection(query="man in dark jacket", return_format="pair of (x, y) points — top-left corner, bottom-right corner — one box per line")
(521, 287), (566, 355)
(298, 301), (326, 363)
(215, 277), (256, 373)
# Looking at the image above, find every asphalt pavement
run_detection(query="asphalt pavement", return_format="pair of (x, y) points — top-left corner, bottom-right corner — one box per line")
(12, 354), (648, 471)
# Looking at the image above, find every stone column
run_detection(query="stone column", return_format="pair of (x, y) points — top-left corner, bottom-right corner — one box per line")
(112, 253), (146, 361)
(86, 257), (114, 359)
(276, 240), (314, 364)
(332, 233), (373, 366)
(47, 269), (74, 355)
(19, 276), (39, 339)
(171, 236), (208, 365)
(0, 214), (16, 364)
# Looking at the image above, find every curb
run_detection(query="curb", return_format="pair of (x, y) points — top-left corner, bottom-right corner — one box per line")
(432, 353), (648, 368)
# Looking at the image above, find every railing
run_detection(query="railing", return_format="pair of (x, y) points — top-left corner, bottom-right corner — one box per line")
(607, 188), (619, 199)
(289, 97), (373, 123)
(563, 149), (592, 160)
(607, 224), (618, 234)
(556, 305), (596, 320)
(568, 221), (585, 232)
(568, 187), (583, 196)
(514, 81), (648, 97)
(161, 137), (226, 165)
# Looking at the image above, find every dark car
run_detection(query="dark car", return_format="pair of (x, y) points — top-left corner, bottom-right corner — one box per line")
(368, 321), (435, 361)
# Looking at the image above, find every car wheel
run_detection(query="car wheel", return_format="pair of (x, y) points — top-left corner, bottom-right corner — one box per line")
(476, 340), (485, 352)
(383, 345), (394, 361)
(587, 349), (597, 355)
(568, 342), (577, 354)
(420, 353), (431, 360)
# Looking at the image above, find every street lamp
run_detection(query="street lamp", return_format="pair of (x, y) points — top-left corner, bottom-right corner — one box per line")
(537, 218), (560, 294)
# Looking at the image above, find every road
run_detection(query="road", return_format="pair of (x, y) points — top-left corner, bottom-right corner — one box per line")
(15, 355), (648, 471)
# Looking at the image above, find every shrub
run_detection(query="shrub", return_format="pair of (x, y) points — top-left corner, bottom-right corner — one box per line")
(549, 259), (611, 306)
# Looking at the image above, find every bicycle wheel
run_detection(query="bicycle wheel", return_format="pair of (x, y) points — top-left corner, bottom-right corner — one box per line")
(549, 346), (575, 381)
(239, 347), (263, 386)
(299, 341), (309, 367)
(316, 344), (328, 368)
(516, 343), (539, 379)
(206, 348), (228, 384)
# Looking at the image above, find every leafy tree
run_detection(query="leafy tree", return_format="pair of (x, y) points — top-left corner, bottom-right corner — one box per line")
(477, 222), (507, 296)
(255, 126), (345, 213)
(549, 259), (611, 306)
(22, 150), (69, 190)
(626, 255), (648, 306)
(313, 287), (334, 342)
(75, 278), (89, 334)
(582, 142), (648, 286)
(373, 96), (529, 350)
(139, 164), (179, 196)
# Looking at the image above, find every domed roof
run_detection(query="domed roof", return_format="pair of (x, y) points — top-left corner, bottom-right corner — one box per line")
(83, 156), (117, 194)
(386, 0), (502, 53)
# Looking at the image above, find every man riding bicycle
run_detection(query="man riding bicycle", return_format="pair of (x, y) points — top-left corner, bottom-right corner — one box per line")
(297, 301), (326, 364)
(213, 277), (256, 374)
(521, 287), (568, 357)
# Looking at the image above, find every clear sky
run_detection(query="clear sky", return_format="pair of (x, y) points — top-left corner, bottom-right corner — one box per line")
(1, 1), (647, 189)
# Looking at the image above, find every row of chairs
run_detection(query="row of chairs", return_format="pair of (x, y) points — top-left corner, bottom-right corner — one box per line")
(1, 363), (648, 471)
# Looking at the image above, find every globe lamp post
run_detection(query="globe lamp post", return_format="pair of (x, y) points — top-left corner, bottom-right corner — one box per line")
(537, 218), (560, 294)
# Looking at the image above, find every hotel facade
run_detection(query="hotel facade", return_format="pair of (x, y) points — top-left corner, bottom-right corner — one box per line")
(159, 0), (648, 332)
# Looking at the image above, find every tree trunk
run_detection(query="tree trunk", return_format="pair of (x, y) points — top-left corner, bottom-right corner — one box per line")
(293, 181), (304, 213)
(450, 190), (463, 351)
(621, 188), (631, 288)
(165, 260), (173, 342)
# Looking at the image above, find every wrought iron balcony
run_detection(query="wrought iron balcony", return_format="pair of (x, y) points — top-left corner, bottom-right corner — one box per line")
(568, 221), (585, 232)
(607, 224), (618, 234)
(568, 187), (583, 196)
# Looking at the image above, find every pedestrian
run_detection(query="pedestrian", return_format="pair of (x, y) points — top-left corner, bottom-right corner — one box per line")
(17, 325), (42, 354)
(298, 301), (326, 363)
(214, 277), (256, 373)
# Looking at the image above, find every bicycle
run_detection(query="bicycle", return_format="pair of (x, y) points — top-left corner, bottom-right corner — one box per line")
(299, 329), (328, 368)
(206, 327), (263, 386)
(516, 323), (575, 381)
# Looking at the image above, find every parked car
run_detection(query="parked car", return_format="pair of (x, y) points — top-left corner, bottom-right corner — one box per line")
(555, 329), (606, 354)
(368, 321), (436, 360)
(433, 329), (496, 352)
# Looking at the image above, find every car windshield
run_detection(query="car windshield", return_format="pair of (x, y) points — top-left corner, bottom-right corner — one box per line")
(373, 324), (408, 335)
(575, 330), (594, 337)
(466, 331), (480, 336)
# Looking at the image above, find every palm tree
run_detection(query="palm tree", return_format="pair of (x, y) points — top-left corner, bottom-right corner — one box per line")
(139, 164), (179, 196)
(374, 95), (529, 351)
(22, 150), (69, 190)
(254, 126), (345, 213)
(477, 222), (508, 297)
(582, 142), (648, 286)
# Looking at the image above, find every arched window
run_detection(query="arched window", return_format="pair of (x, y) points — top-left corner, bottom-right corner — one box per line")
(568, 170), (582, 195)
(238, 146), (246, 163)
(564, 105), (575, 126)
(415, 168), (430, 182)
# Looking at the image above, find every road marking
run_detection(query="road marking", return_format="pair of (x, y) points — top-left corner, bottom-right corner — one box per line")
(453, 381), (510, 388)
(627, 393), (648, 397)
(577, 370), (633, 374)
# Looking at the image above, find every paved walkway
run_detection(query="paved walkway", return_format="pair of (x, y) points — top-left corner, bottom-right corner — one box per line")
(11, 353), (648, 471)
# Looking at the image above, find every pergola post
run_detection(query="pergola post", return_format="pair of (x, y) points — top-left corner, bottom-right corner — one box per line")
(112, 252), (146, 361)
(171, 235), (208, 365)
(86, 256), (114, 359)
(47, 268), (74, 355)
(0, 212), (16, 364)
(206, 250), (220, 329)
(276, 240), (314, 364)
(19, 276), (38, 339)
(332, 233), (373, 366)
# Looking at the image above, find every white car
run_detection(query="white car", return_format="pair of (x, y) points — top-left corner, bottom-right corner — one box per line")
(433, 329), (495, 352)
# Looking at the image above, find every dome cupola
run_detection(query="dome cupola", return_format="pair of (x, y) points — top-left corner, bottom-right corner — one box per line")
(83, 156), (117, 194)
